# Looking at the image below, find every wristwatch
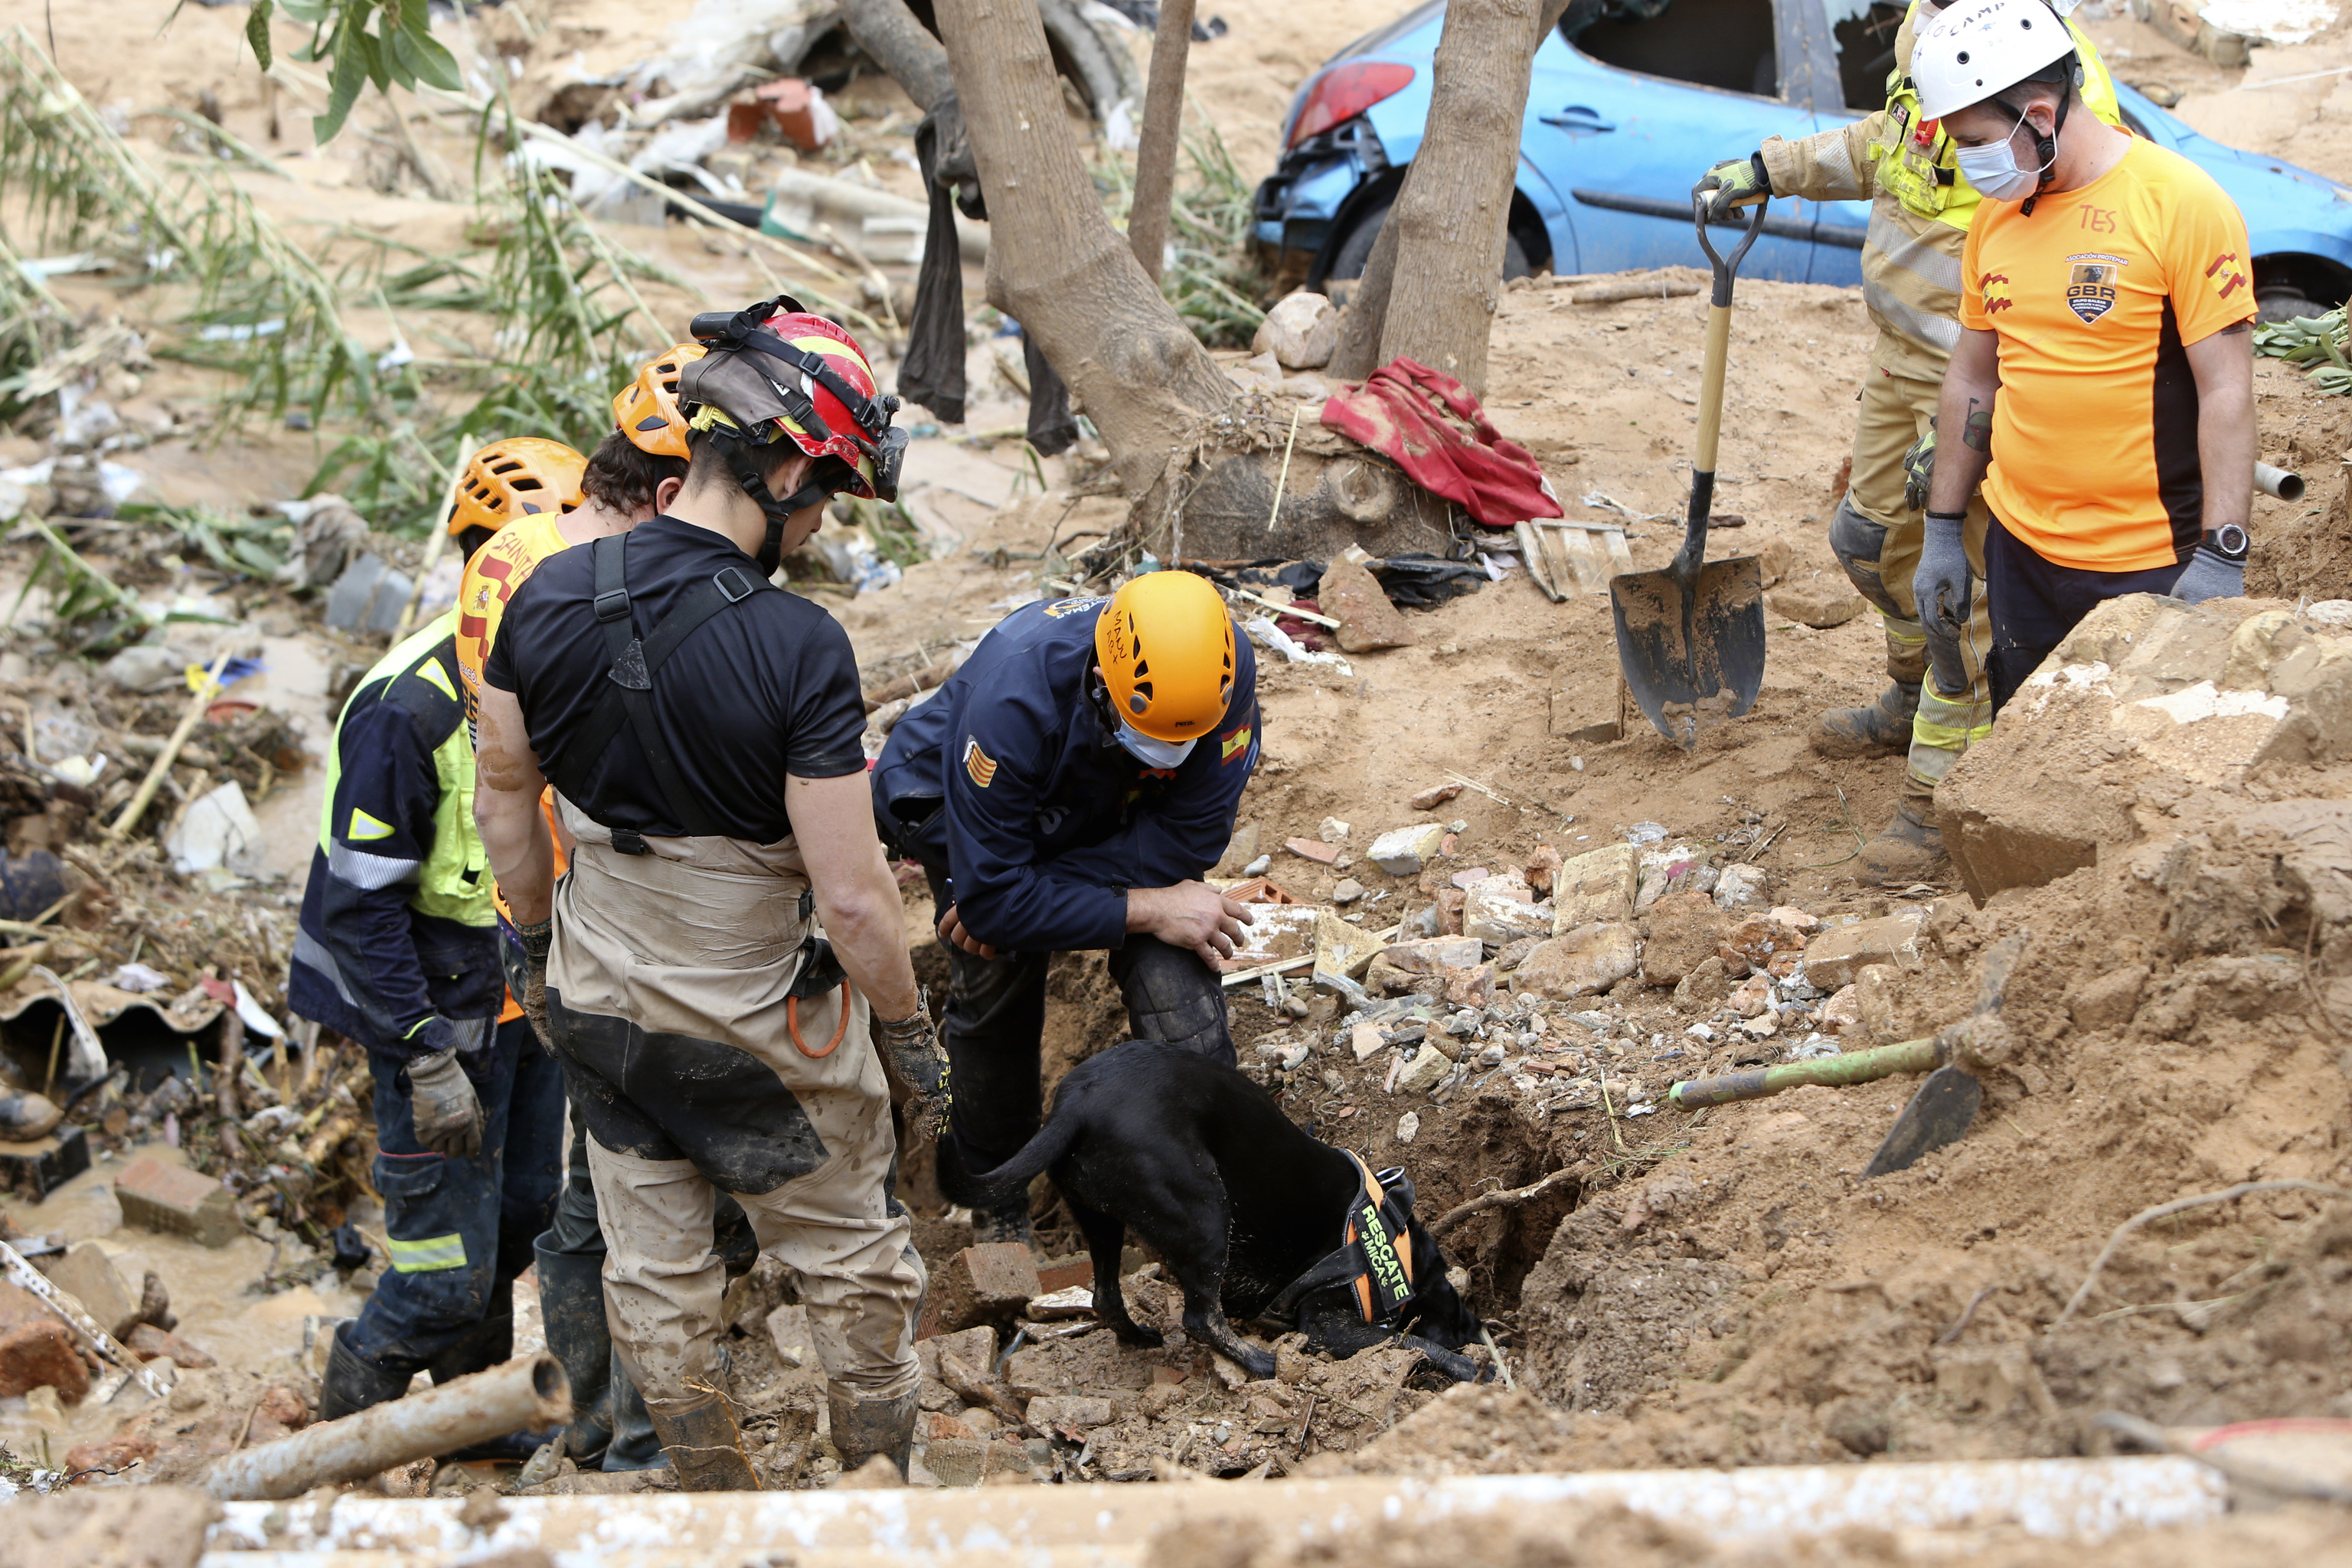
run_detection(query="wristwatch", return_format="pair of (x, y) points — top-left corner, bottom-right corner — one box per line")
(2203, 523), (2250, 562)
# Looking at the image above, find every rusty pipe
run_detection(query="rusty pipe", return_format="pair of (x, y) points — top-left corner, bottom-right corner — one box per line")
(202, 1354), (570, 1501)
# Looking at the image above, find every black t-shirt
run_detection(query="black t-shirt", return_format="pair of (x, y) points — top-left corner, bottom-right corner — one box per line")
(482, 514), (867, 842)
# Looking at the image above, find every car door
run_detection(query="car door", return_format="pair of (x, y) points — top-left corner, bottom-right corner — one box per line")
(1526, 0), (1864, 283)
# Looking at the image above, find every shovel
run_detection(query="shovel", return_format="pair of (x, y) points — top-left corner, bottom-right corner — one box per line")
(1860, 932), (2026, 1178)
(1611, 196), (1770, 747)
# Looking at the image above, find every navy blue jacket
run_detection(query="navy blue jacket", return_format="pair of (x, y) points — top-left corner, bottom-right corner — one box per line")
(872, 595), (1259, 953)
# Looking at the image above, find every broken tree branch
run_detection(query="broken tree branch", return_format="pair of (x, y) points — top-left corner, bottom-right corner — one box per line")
(2054, 1179), (2352, 1327)
(107, 647), (233, 840)
(840, 0), (956, 113)
(1430, 1165), (1577, 1239)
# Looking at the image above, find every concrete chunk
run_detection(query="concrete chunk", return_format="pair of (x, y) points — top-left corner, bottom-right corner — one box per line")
(44, 1241), (139, 1340)
(1465, 877), (1552, 944)
(1802, 910), (1929, 989)
(1368, 823), (1447, 877)
(1025, 1394), (1114, 1432)
(1395, 1044), (1452, 1096)
(1551, 843), (1640, 933)
(1515, 923), (1642, 999)
(115, 1154), (238, 1248)
(926, 1246), (1037, 1335)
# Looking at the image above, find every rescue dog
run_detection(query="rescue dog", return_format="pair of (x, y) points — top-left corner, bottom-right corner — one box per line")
(965, 1040), (1485, 1380)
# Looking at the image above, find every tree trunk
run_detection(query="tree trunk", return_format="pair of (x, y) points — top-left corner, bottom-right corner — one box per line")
(1126, 0), (1197, 284)
(934, 0), (1234, 495)
(841, 0), (957, 113)
(1328, 0), (1571, 395)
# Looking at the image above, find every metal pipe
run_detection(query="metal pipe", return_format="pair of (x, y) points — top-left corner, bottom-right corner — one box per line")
(2256, 462), (2305, 501)
(202, 1354), (570, 1501)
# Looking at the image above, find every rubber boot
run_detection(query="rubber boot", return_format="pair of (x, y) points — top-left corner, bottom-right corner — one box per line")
(603, 1349), (668, 1471)
(644, 1391), (760, 1491)
(1810, 679), (1920, 760)
(318, 1322), (412, 1423)
(828, 1385), (919, 1479)
(972, 1201), (1034, 1250)
(1857, 792), (1948, 888)
(531, 1237), (616, 1468)
(427, 1299), (557, 1462)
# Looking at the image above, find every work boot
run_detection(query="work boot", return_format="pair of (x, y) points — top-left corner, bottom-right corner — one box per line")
(603, 1350), (669, 1471)
(972, 1201), (1034, 1250)
(318, 1323), (412, 1423)
(644, 1391), (760, 1491)
(533, 1238), (616, 1468)
(1810, 680), (1920, 760)
(1857, 795), (1947, 888)
(828, 1386), (918, 1479)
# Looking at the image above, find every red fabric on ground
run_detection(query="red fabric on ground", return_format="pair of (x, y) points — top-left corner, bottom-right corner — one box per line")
(1318, 357), (1562, 529)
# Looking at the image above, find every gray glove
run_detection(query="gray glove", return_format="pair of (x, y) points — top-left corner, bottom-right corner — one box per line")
(1902, 423), (1936, 514)
(517, 916), (554, 1054)
(1693, 152), (1770, 224)
(1915, 510), (1975, 699)
(2171, 544), (2244, 604)
(406, 1047), (484, 1158)
(874, 989), (950, 1142)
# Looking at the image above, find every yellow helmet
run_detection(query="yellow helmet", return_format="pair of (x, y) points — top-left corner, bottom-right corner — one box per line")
(611, 343), (705, 459)
(447, 437), (586, 536)
(1093, 571), (1236, 743)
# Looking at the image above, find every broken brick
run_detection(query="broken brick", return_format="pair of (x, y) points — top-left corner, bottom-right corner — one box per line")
(1284, 836), (1341, 865)
(1441, 964), (1496, 1007)
(115, 1155), (239, 1248)
(1409, 783), (1462, 812)
(1024, 1394), (1112, 1432)
(1719, 916), (1806, 972)
(0, 1319), (90, 1402)
(126, 1322), (216, 1370)
(1803, 910), (1929, 989)
(1034, 1257), (1092, 1295)
(925, 1245), (1038, 1336)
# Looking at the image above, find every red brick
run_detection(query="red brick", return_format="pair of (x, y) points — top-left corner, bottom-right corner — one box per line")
(126, 1322), (216, 1370)
(1284, 837), (1339, 865)
(1034, 1257), (1092, 1295)
(1441, 964), (1495, 1007)
(62, 1432), (155, 1475)
(0, 1319), (90, 1402)
(114, 1155), (239, 1248)
(923, 1411), (977, 1442)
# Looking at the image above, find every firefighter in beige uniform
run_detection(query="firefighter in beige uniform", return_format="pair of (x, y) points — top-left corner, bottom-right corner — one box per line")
(474, 299), (946, 1488)
(1694, 0), (2119, 883)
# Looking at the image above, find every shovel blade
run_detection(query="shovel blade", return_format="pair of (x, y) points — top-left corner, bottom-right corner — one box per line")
(1860, 1063), (1983, 1179)
(1610, 554), (1766, 747)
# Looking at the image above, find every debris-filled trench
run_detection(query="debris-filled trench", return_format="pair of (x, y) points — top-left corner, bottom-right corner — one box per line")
(3, 0), (2352, 1560)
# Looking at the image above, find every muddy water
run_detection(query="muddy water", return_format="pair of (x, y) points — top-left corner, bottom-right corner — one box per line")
(0, 1142), (369, 1463)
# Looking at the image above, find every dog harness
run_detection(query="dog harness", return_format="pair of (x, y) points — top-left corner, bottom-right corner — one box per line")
(1266, 1152), (1420, 1328)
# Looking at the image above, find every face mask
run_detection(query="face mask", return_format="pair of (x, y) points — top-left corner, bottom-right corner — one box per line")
(1113, 721), (1196, 769)
(1953, 109), (2051, 203)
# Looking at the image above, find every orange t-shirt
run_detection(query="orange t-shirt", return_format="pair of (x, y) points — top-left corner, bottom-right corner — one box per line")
(456, 511), (575, 1022)
(1960, 139), (2255, 573)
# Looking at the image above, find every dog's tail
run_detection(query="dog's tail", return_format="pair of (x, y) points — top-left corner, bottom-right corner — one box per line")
(957, 1115), (1083, 1207)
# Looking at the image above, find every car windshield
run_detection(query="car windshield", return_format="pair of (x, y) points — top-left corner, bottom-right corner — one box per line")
(1560, 0), (1905, 109)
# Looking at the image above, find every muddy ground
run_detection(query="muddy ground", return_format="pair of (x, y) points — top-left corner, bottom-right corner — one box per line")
(2, 0), (2351, 1544)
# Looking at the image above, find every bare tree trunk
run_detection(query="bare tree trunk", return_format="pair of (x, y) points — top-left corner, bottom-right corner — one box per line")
(1126, 0), (1197, 283)
(841, 0), (956, 113)
(935, 0), (1233, 494)
(1328, 0), (1572, 395)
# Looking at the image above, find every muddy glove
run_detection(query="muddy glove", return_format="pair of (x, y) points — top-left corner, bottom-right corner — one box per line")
(1693, 152), (1770, 223)
(1902, 423), (1936, 514)
(406, 1047), (483, 1158)
(1915, 510), (1975, 698)
(874, 990), (950, 1142)
(516, 915), (554, 1054)
(2171, 531), (2246, 603)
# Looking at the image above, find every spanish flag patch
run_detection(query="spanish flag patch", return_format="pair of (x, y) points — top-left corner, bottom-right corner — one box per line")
(1219, 724), (1252, 764)
(962, 737), (998, 789)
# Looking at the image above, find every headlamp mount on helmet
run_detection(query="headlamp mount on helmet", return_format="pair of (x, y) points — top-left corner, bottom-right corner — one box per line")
(679, 296), (908, 572)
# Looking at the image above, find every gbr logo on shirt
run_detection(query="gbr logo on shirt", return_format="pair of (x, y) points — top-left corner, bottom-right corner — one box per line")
(2064, 253), (2128, 325)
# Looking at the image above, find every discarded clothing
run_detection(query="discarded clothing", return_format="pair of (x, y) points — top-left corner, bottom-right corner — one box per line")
(1320, 358), (1563, 530)
(898, 92), (1082, 454)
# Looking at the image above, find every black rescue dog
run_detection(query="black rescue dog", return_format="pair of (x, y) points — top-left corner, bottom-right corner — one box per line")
(965, 1040), (1483, 1380)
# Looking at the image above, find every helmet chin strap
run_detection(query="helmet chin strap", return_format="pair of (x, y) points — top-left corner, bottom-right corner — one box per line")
(720, 441), (833, 574)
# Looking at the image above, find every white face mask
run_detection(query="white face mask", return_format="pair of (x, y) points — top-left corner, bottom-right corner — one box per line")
(1953, 107), (2052, 203)
(1113, 720), (1196, 769)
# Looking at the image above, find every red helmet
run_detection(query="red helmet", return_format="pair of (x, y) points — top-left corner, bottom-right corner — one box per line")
(681, 296), (904, 501)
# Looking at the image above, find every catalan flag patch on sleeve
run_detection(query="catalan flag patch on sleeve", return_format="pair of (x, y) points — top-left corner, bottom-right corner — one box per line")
(962, 737), (998, 788)
(1219, 724), (1252, 764)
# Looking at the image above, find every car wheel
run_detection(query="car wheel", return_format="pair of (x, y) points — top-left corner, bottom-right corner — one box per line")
(1327, 196), (1535, 283)
(2256, 286), (2324, 324)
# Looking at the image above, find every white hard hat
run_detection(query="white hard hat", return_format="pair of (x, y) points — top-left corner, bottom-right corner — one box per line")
(1913, 0), (2077, 120)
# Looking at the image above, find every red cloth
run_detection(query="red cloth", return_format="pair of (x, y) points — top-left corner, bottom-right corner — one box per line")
(1318, 358), (1562, 530)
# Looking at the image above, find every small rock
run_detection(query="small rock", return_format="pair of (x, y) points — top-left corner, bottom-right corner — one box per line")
(1442, 965), (1495, 1008)
(1395, 1111), (1421, 1143)
(1243, 854), (1271, 876)
(1367, 823), (1447, 877)
(1514, 924), (1642, 1000)
(1476, 1043), (1506, 1068)
(1524, 844), (1564, 897)
(1318, 817), (1352, 844)
(1638, 890), (1725, 986)
(0, 1320), (90, 1401)
(1804, 910), (1929, 988)
(1441, 1010), (1479, 1040)
(1734, 1011), (1780, 1039)
(1713, 864), (1769, 910)
(1410, 783), (1462, 812)
(1027, 1394), (1115, 1432)
(1465, 877), (1551, 945)
(1396, 1044), (1452, 1095)
(1720, 916), (1807, 975)
(1767, 573), (1867, 629)
(1768, 905), (1821, 933)
(1331, 877), (1365, 906)
(1321, 554), (1417, 655)
(1673, 956), (1733, 1012)
(1820, 984), (1865, 1038)
(1551, 843), (1642, 933)
(1854, 963), (1908, 1042)
(1495, 935), (1543, 972)
(1350, 1022), (1387, 1062)
(2069, 964), (2148, 1034)
(1253, 289), (1339, 369)
(1726, 974), (1774, 1019)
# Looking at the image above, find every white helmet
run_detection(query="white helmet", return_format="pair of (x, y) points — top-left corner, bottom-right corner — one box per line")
(1914, 0), (2077, 120)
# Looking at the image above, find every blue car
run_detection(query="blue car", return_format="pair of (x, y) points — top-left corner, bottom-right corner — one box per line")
(1252, 0), (2352, 318)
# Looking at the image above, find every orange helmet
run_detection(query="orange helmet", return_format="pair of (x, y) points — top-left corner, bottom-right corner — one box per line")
(611, 343), (706, 459)
(447, 437), (586, 536)
(1093, 571), (1236, 743)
